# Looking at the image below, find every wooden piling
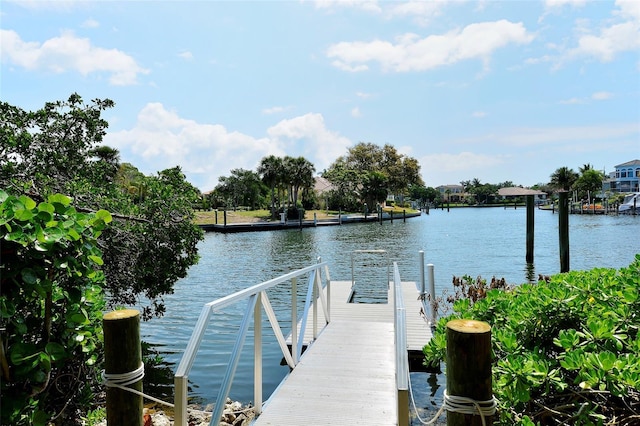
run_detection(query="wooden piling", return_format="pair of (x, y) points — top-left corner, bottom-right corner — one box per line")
(558, 191), (570, 273)
(526, 195), (534, 263)
(104, 309), (142, 426)
(446, 319), (493, 426)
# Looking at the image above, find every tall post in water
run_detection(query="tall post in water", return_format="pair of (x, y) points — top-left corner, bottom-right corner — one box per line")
(103, 309), (142, 426)
(446, 319), (494, 426)
(558, 191), (570, 272)
(223, 208), (227, 227)
(526, 195), (534, 264)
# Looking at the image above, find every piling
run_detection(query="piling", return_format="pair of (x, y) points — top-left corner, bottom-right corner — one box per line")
(103, 309), (143, 426)
(526, 195), (534, 263)
(446, 319), (493, 426)
(558, 191), (570, 272)
(223, 209), (227, 227)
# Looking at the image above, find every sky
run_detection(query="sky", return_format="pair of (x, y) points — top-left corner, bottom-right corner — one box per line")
(1, 0), (639, 192)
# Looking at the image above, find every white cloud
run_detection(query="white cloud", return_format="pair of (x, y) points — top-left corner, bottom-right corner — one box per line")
(8, 0), (83, 11)
(313, 0), (381, 14)
(0, 29), (149, 85)
(592, 91), (613, 100)
(566, 1), (640, 63)
(492, 123), (638, 147)
(356, 91), (373, 99)
(81, 18), (100, 29)
(178, 51), (193, 60)
(472, 111), (487, 118)
(351, 107), (362, 118)
(387, 1), (447, 26)
(421, 152), (505, 174)
(326, 20), (534, 73)
(559, 97), (586, 104)
(544, 0), (588, 10)
(106, 105), (352, 190)
(267, 113), (352, 173)
(106, 103), (279, 191)
(262, 106), (290, 115)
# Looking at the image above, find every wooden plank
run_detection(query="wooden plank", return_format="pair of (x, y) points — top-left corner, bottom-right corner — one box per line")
(254, 320), (397, 425)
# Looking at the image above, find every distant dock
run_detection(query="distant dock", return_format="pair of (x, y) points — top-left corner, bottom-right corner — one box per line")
(198, 211), (422, 233)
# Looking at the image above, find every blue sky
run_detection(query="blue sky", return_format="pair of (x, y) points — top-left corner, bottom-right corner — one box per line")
(2, 0), (639, 191)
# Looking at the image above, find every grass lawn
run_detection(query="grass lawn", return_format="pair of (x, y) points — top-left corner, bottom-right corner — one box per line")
(194, 207), (419, 225)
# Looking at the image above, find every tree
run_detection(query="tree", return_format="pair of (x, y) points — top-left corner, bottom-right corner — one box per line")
(323, 142), (423, 209)
(257, 155), (284, 219)
(215, 168), (265, 209)
(284, 156), (315, 209)
(574, 168), (605, 201)
(550, 167), (579, 192)
(409, 185), (439, 209)
(0, 95), (203, 319)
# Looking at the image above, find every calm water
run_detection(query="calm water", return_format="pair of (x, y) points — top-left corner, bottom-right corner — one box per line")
(140, 208), (639, 420)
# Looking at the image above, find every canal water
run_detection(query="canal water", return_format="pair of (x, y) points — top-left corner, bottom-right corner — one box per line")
(140, 208), (639, 422)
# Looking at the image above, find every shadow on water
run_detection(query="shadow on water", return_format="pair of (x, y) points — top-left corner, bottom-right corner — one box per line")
(410, 371), (447, 425)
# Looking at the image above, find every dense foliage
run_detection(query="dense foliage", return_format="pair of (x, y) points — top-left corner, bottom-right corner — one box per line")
(0, 94), (204, 423)
(323, 142), (423, 211)
(0, 191), (110, 425)
(0, 94), (203, 318)
(423, 256), (640, 425)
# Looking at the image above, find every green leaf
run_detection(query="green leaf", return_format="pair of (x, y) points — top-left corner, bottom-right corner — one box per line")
(94, 209), (112, 224)
(9, 342), (40, 365)
(21, 268), (38, 285)
(14, 207), (34, 221)
(18, 195), (36, 210)
(48, 193), (72, 207)
(45, 342), (67, 361)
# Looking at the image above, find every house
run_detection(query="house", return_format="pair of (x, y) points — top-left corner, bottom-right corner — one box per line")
(605, 160), (640, 193)
(436, 184), (465, 202)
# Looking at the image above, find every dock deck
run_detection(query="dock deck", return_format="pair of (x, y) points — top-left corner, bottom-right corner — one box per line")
(254, 280), (432, 425)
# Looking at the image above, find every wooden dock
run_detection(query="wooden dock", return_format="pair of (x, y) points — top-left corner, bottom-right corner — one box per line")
(253, 280), (432, 425)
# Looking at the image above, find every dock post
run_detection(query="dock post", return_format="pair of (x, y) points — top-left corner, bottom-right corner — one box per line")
(390, 210), (394, 223)
(427, 264), (436, 327)
(419, 250), (426, 298)
(526, 195), (534, 263)
(223, 208), (227, 227)
(103, 309), (143, 426)
(403, 209), (406, 222)
(215, 209), (218, 224)
(446, 319), (493, 426)
(558, 191), (570, 273)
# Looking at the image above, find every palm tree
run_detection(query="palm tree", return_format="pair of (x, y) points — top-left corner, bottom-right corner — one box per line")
(257, 155), (284, 219)
(550, 167), (579, 191)
(284, 156), (315, 210)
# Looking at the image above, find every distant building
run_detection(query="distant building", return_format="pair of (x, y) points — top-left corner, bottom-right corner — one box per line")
(436, 184), (465, 202)
(497, 187), (547, 205)
(603, 159), (640, 193)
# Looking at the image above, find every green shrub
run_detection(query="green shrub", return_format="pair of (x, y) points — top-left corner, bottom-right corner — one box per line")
(0, 190), (110, 425)
(423, 255), (640, 425)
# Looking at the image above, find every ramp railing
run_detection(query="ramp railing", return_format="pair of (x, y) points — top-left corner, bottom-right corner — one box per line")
(393, 261), (410, 425)
(173, 258), (331, 426)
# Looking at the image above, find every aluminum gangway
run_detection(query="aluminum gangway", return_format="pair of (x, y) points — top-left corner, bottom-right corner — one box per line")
(173, 252), (434, 426)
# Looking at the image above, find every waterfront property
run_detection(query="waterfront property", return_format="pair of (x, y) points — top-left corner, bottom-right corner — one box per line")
(603, 159), (640, 193)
